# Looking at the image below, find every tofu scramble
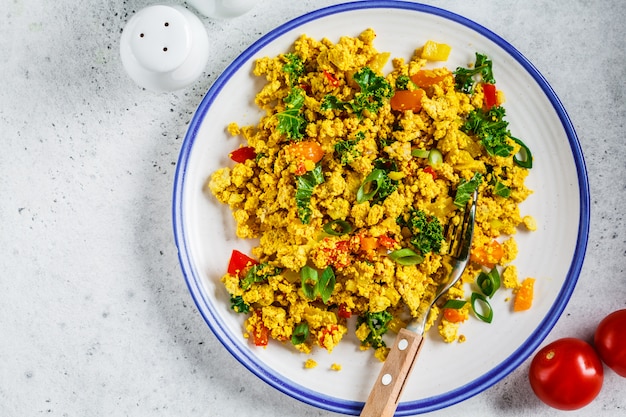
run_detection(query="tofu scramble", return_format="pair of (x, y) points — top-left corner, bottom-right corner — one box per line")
(208, 29), (535, 360)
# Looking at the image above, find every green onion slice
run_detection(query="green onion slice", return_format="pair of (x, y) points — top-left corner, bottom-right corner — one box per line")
(428, 149), (443, 166)
(388, 248), (424, 266)
(356, 169), (385, 203)
(476, 267), (501, 298)
(317, 266), (336, 304)
(512, 137), (532, 169)
(442, 299), (467, 310)
(291, 322), (310, 345)
(411, 149), (430, 158)
(323, 219), (353, 236)
(471, 292), (494, 323)
(300, 265), (318, 299)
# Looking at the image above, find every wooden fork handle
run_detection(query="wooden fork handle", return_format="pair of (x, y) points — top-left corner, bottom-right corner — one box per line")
(360, 328), (425, 417)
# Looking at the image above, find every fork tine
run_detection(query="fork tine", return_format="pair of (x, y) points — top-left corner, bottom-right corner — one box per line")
(448, 190), (478, 260)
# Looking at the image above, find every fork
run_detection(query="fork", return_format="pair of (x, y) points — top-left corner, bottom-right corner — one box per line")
(360, 190), (478, 417)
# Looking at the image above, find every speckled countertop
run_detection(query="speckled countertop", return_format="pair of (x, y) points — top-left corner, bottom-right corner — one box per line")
(1, 0), (625, 416)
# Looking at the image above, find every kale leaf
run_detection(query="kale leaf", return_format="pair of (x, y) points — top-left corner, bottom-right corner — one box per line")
(276, 87), (306, 140)
(229, 295), (250, 314)
(295, 164), (324, 224)
(320, 67), (393, 118)
(462, 106), (514, 157)
(240, 263), (282, 290)
(397, 209), (444, 254)
(454, 172), (483, 208)
(454, 52), (495, 93)
(357, 310), (393, 349)
(283, 53), (304, 87)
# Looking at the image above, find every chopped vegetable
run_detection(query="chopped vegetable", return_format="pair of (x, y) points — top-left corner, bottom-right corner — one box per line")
(295, 164), (324, 224)
(410, 69), (451, 88)
(390, 89), (424, 112)
(334, 134), (362, 165)
(321, 66), (393, 118)
(482, 83), (498, 109)
(276, 87), (306, 140)
(512, 137), (533, 168)
(229, 295), (250, 314)
(227, 249), (258, 277)
(300, 265), (336, 303)
(397, 208), (444, 255)
(454, 52), (495, 93)
(462, 106), (514, 157)
(240, 263), (282, 290)
(251, 310), (270, 346)
(356, 168), (397, 204)
(283, 53), (304, 86)
(388, 248), (424, 265)
(323, 219), (353, 236)
(357, 310), (393, 348)
(471, 292), (494, 323)
(420, 40), (452, 61)
(471, 239), (504, 268)
(476, 267), (501, 298)
(291, 322), (310, 345)
(454, 172), (482, 208)
(514, 277), (535, 311)
(229, 146), (256, 163)
(323, 70), (340, 87)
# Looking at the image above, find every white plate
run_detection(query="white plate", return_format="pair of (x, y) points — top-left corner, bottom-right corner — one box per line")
(173, 1), (589, 414)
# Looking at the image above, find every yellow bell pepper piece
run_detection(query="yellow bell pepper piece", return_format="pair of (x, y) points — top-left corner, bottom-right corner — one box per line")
(421, 40), (452, 61)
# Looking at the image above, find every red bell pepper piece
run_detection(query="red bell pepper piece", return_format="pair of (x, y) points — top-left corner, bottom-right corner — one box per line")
(482, 83), (497, 109)
(227, 249), (258, 277)
(229, 146), (256, 163)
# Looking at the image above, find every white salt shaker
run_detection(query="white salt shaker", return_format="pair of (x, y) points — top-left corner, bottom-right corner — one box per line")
(186, 0), (256, 19)
(120, 4), (210, 92)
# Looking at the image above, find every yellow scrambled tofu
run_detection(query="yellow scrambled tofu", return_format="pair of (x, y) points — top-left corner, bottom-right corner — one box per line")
(208, 29), (534, 357)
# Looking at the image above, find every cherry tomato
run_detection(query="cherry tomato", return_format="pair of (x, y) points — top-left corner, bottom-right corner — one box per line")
(529, 338), (604, 410)
(594, 309), (626, 377)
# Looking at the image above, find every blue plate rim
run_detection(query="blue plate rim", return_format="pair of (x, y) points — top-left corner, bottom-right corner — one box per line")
(172, 1), (590, 415)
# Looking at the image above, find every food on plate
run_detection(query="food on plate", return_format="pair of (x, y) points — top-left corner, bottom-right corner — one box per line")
(529, 338), (604, 410)
(208, 29), (535, 358)
(594, 309), (626, 377)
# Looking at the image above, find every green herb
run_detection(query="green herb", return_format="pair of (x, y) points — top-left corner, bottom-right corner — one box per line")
(276, 87), (306, 140)
(454, 52), (495, 93)
(334, 134), (362, 165)
(229, 295), (250, 314)
(357, 310), (393, 349)
(323, 219), (353, 236)
(512, 137), (533, 168)
(283, 53), (304, 87)
(299, 265), (336, 303)
(395, 74), (412, 90)
(291, 322), (310, 345)
(240, 263), (282, 290)
(493, 180), (511, 198)
(454, 172), (482, 208)
(442, 299), (467, 310)
(471, 292), (494, 323)
(462, 106), (514, 157)
(388, 248), (424, 266)
(320, 67), (393, 118)
(397, 209), (444, 254)
(295, 164), (324, 224)
(476, 267), (501, 298)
